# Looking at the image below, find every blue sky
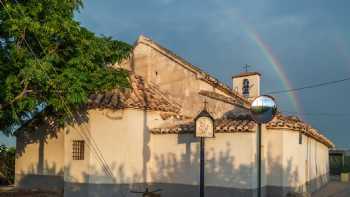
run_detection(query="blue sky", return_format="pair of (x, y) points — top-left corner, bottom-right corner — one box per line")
(1, 0), (349, 148)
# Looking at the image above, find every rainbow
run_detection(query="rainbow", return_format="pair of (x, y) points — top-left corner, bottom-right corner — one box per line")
(244, 26), (303, 115)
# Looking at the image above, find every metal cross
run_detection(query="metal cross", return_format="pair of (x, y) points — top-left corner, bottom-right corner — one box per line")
(203, 99), (208, 110)
(243, 64), (252, 72)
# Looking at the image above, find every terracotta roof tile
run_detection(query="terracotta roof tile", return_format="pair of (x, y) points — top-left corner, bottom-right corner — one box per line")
(266, 114), (334, 148)
(151, 112), (334, 148)
(232, 72), (262, 78)
(88, 75), (181, 113)
(151, 115), (256, 134)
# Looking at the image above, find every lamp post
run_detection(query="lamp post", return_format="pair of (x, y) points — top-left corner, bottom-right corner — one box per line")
(195, 101), (214, 197)
(250, 95), (277, 197)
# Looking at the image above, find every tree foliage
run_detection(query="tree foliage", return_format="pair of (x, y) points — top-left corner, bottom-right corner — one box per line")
(0, 0), (132, 132)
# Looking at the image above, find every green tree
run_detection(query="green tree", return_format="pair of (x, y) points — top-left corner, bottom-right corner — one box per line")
(0, 0), (132, 133)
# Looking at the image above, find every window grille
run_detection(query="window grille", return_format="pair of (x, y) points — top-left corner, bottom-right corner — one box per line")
(72, 140), (85, 160)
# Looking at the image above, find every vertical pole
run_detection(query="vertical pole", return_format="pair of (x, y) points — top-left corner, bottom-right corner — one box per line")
(200, 137), (205, 197)
(257, 123), (262, 197)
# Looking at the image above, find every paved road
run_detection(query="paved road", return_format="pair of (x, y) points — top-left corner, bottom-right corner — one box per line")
(312, 181), (350, 197)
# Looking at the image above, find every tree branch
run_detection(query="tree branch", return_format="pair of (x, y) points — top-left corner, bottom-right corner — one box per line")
(0, 83), (30, 110)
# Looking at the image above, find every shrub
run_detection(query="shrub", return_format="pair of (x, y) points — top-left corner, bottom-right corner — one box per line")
(0, 145), (15, 185)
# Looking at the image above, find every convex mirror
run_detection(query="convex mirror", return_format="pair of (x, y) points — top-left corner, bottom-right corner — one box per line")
(250, 95), (277, 124)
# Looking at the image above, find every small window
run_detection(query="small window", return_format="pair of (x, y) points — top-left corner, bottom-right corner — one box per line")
(299, 132), (303, 144)
(72, 140), (85, 160)
(242, 79), (250, 97)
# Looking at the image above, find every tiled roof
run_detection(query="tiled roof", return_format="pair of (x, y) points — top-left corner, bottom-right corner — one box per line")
(151, 115), (256, 134)
(266, 114), (334, 148)
(232, 72), (262, 78)
(136, 35), (250, 107)
(88, 75), (181, 113)
(151, 113), (334, 148)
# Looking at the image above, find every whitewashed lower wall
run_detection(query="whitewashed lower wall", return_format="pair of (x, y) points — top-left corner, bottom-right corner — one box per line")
(15, 109), (331, 197)
(148, 133), (257, 189)
(15, 123), (65, 191)
(265, 128), (330, 194)
(63, 109), (164, 185)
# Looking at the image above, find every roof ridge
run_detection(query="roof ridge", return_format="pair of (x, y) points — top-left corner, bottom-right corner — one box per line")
(135, 35), (250, 106)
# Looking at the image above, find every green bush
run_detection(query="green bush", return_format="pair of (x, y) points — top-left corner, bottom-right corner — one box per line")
(340, 156), (350, 173)
(0, 145), (15, 185)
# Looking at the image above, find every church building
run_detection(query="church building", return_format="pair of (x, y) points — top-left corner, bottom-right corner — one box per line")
(15, 35), (334, 197)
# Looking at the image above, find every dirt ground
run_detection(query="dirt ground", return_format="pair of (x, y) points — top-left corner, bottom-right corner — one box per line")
(0, 186), (61, 197)
(1, 181), (350, 197)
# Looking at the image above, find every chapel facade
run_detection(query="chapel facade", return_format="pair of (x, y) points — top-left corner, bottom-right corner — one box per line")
(15, 35), (334, 197)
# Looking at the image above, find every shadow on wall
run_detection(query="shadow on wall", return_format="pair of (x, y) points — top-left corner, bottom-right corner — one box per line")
(16, 160), (65, 192)
(149, 135), (301, 197)
(16, 159), (145, 197)
(266, 142), (300, 196)
(16, 111), (90, 158)
(16, 77), (153, 197)
(15, 147), (302, 197)
(15, 107), (323, 197)
(15, 117), (303, 197)
(16, 132), (326, 197)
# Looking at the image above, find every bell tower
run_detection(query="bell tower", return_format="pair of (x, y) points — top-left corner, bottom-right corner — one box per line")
(232, 70), (261, 101)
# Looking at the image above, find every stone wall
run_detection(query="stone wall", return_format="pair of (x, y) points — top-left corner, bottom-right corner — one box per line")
(131, 36), (246, 118)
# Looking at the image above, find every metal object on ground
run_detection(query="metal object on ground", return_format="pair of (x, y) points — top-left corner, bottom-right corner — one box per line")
(130, 188), (162, 197)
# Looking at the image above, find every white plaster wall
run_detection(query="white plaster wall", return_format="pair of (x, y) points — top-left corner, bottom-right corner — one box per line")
(264, 128), (330, 193)
(63, 109), (164, 185)
(64, 122), (91, 183)
(148, 133), (257, 189)
(148, 134), (199, 185)
(85, 109), (146, 184)
(205, 133), (256, 189)
(15, 107), (331, 195)
(15, 126), (65, 180)
(263, 128), (330, 194)
(281, 130), (306, 189)
(306, 135), (329, 189)
(265, 128), (284, 187)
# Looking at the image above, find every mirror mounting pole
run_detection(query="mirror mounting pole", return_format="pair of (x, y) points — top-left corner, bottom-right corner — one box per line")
(257, 123), (262, 197)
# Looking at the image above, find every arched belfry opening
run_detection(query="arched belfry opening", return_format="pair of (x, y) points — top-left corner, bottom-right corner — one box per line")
(232, 71), (261, 101)
(242, 79), (250, 97)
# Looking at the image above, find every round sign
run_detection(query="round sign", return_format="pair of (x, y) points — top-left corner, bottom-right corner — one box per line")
(250, 95), (277, 124)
